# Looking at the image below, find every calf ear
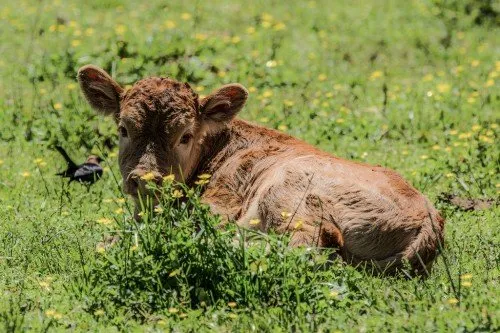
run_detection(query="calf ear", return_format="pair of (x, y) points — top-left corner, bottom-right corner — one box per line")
(78, 65), (123, 116)
(200, 84), (248, 125)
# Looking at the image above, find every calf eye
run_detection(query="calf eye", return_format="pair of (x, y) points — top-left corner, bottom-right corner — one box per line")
(180, 133), (192, 145)
(119, 126), (128, 138)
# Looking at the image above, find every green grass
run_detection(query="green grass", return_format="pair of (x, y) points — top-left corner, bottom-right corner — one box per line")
(0, 0), (499, 331)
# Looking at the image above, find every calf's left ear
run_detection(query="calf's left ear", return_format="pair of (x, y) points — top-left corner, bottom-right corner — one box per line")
(200, 84), (248, 124)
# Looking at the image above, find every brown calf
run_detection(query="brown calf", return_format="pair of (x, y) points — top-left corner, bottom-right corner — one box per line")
(78, 65), (445, 275)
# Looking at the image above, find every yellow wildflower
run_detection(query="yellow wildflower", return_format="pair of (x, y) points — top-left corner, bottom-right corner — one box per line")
(249, 218), (260, 226)
(329, 290), (339, 298)
(21, 171), (31, 178)
(369, 70), (383, 81)
(266, 60), (277, 68)
(484, 79), (494, 87)
(437, 83), (451, 93)
(140, 172), (156, 181)
(228, 302), (237, 308)
(281, 211), (292, 219)
(114, 208), (124, 215)
(318, 74), (327, 81)
(248, 86), (257, 93)
(278, 124), (288, 131)
(461, 281), (472, 287)
(294, 220), (304, 230)
(54, 103), (63, 110)
(168, 307), (179, 314)
(231, 36), (241, 44)
(198, 174), (211, 180)
(163, 174), (175, 183)
(470, 59), (480, 67)
(172, 189), (184, 198)
(45, 309), (63, 319)
(181, 13), (192, 20)
(94, 309), (105, 316)
(336, 118), (345, 124)
(422, 74), (434, 82)
(246, 26), (256, 34)
(273, 22), (286, 31)
(97, 217), (112, 225)
(432, 145), (440, 151)
(71, 39), (81, 47)
(154, 206), (164, 214)
(164, 20), (176, 29)
(420, 155), (429, 160)
(447, 298), (459, 305)
(114, 24), (127, 35)
(262, 90), (273, 98)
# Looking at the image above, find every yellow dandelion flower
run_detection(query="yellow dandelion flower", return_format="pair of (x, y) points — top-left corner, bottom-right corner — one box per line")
(97, 217), (112, 225)
(369, 70), (383, 81)
(0, 160), (3, 165)
(195, 86), (205, 92)
(273, 22), (286, 31)
(61, 211), (70, 216)
(54, 103), (63, 110)
(326, 92), (334, 98)
(265, 60), (277, 68)
(262, 90), (273, 98)
(445, 147), (452, 152)
(248, 86), (257, 93)
(458, 132), (472, 139)
(278, 124), (288, 131)
(479, 135), (493, 144)
(34, 158), (44, 164)
(198, 174), (211, 180)
(231, 36), (241, 44)
(94, 309), (105, 316)
(114, 208), (124, 215)
(84, 27), (94, 36)
(336, 118), (345, 124)
(45, 309), (63, 319)
(164, 20), (176, 29)
(246, 26), (256, 34)
(329, 290), (339, 298)
(318, 74), (327, 81)
(228, 313), (238, 319)
(259, 117), (269, 123)
(261, 13), (273, 22)
(140, 172), (156, 181)
(449, 129), (458, 135)
(420, 155), (429, 160)
(294, 220), (304, 230)
(217, 70), (227, 78)
(228, 301), (237, 308)
(447, 298), (459, 305)
(116, 198), (126, 205)
(103, 198), (113, 203)
(484, 79), (494, 87)
(432, 145), (440, 151)
(130, 245), (138, 251)
(168, 307), (179, 314)
(181, 13), (192, 20)
(281, 211), (292, 219)
(194, 33), (207, 41)
(402, 150), (409, 155)
(284, 100), (295, 107)
(445, 173), (454, 178)
(461, 281), (472, 287)
(490, 123), (498, 129)
(114, 24), (127, 35)
(470, 59), (480, 67)
(154, 206), (164, 214)
(96, 244), (106, 253)
(437, 83), (451, 93)
(261, 21), (272, 28)
(467, 97), (476, 104)
(39, 280), (51, 291)
(73, 29), (82, 37)
(71, 39), (81, 47)
(249, 218), (260, 226)
(66, 83), (76, 90)
(21, 171), (31, 178)
(172, 189), (184, 198)
(471, 124), (481, 132)
(163, 174), (175, 182)
(157, 320), (167, 325)
(422, 74), (434, 82)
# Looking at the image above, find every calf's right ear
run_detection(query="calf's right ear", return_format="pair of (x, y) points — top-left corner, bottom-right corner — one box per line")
(78, 65), (123, 117)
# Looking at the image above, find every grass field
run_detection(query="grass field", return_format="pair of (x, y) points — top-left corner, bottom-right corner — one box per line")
(0, 0), (499, 331)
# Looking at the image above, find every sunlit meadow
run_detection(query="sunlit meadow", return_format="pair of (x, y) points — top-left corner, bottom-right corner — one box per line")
(0, 0), (498, 331)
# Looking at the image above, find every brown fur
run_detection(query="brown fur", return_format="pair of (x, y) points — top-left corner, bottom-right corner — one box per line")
(78, 65), (445, 276)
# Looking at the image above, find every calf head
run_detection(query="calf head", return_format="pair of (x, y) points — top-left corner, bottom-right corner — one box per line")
(78, 65), (248, 204)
